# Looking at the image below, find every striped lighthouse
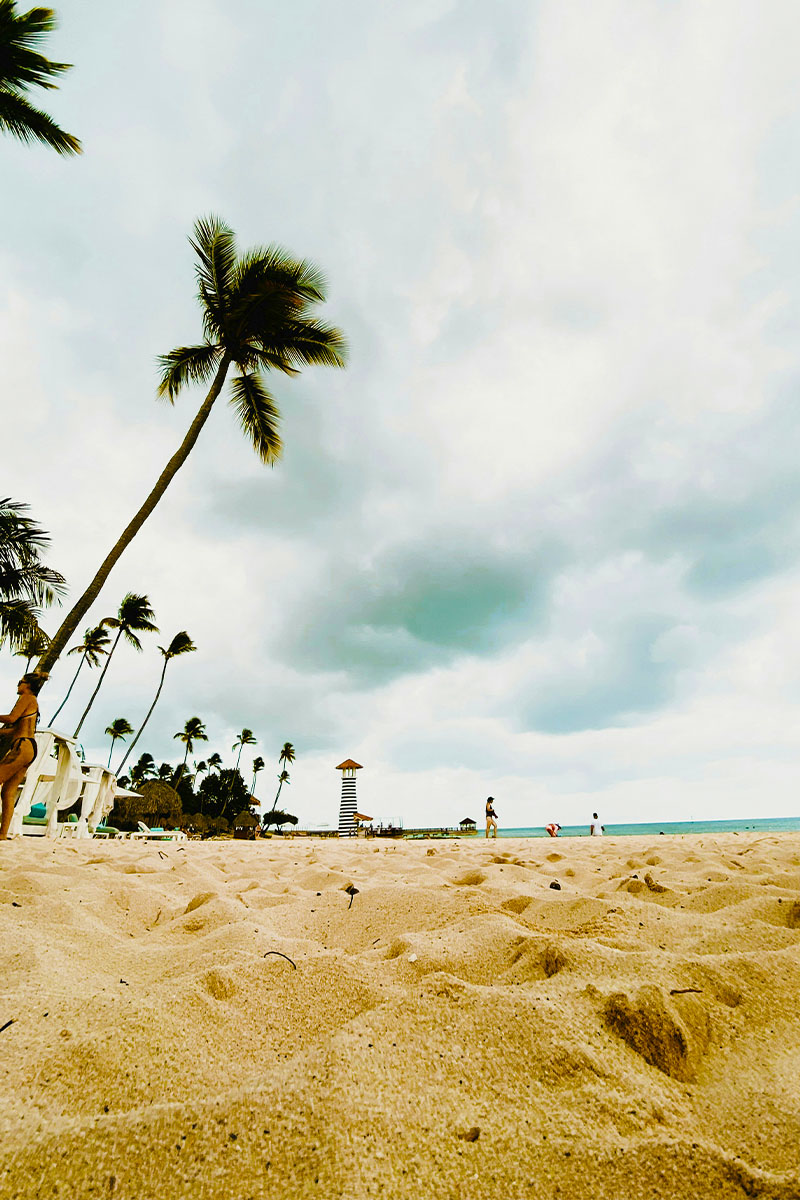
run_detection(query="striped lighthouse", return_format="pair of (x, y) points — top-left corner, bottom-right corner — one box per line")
(336, 759), (362, 836)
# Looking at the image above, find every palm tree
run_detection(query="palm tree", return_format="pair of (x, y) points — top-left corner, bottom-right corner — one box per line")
(104, 717), (133, 768)
(116, 631), (196, 772)
(273, 769), (290, 809)
(250, 755), (265, 795)
(207, 752), (222, 774)
(129, 753), (156, 790)
(269, 742), (295, 810)
(73, 594), (158, 737)
(48, 622), (109, 725)
(0, 2), (81, 155)
(0, 497), (65, 652)
(232, 727), (256, 773)
(37, 216), (346, 679)
(192, 759), (208, 786)
(14, 626), (50, 669)
(174, 716), (207, 771)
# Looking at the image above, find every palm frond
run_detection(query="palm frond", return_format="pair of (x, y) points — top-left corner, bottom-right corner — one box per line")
(228, 373), (283, 465)
(230, 248), (328, 306)
(156, 342), (221, 401)
(189, 216), (236, 335)
(0, 597), (40, 651)
(160, 630), (196, 659)
(0, 87), (80, 154)
(254, 319), (348, 371)
(0, 3), (71, 92)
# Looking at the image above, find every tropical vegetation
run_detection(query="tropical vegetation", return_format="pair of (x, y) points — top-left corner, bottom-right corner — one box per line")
(104, 716), (133, 767)
(48, 622), (109, 725)
(116, 631), (195, 772)
(37, 215), (346, 677)
(73, 593), (157, 737)
(0, 1), (81, 155)
(0, 497), (65, 652)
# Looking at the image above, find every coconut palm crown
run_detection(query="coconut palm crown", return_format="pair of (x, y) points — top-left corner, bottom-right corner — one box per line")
(0, 496), (65, 651)
(48, 622), (109, 726)
(0, 2), (81, 154)
(174, 716), (208, 768)
(73, 593), (158, 737)
(37, 216), (346, 678)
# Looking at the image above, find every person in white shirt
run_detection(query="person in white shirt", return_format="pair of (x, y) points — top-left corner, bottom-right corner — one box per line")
(590, 812), (604, 836)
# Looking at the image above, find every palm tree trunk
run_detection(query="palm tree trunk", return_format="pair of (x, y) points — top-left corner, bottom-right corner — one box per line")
(107, 736), (117, 768)
(37, 355), (232, 678)
(116, 659), (169, 774)
(74, 630), (122, 737)
(48, 651), (87, 725)
(272, 780), (284, 811)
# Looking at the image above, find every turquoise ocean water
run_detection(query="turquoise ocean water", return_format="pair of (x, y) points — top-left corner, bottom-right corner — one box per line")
(499, 816), (800, 838)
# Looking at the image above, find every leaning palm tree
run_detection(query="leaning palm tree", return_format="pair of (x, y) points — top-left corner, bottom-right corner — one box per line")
(269, 741), (295, 810)
(273, 768), (290, 810)
(48, 622), (109, 725)
(104, 717), (133, 768)
(207, 752), (222, 774)
(0, 2), (81, 155)
(14, 625), (50, 670)
(37, 216), (346, 679)
(116, 631), (196, 772)
(232, 727), (256, 774)
(0, 497), (65, 652)
(174, 716), (207, 771)
(250, 755), (265, 795)
(73, 593), (158, 737)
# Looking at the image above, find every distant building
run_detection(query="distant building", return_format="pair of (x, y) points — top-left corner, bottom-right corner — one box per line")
(336, 759), (363, 836)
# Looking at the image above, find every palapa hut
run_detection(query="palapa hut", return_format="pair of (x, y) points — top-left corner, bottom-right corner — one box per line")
(459, 816), (478, 833)
(233, 809), (259, 840)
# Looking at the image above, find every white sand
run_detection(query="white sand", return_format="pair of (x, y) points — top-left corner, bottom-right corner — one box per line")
(1, 832), (799, 1199)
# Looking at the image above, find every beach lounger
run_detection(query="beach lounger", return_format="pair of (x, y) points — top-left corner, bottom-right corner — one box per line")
(129, 822), (187, 842)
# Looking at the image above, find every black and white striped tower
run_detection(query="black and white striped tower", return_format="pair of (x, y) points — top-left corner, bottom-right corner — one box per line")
(336, 759), (362, 836)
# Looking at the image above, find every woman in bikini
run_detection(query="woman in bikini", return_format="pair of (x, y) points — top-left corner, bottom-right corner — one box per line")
(0, 674), (44, 839)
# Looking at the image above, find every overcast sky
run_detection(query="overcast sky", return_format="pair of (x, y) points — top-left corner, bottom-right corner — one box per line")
(3, 0), (800, 829)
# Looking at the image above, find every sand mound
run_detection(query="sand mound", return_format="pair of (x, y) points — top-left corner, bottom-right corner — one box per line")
(1, 832), (799, 1198)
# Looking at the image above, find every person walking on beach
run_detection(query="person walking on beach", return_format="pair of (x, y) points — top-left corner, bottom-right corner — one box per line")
(485, 797), (498, 838)
(0, 674), (43, 840)
(545, 822), (561, 837)
(590, 812), (604, 836)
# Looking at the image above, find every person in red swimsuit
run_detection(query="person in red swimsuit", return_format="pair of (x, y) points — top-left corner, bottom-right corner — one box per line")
(0, 674), (43, 839)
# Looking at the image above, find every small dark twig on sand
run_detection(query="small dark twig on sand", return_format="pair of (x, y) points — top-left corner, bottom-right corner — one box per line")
(0, 1018), (14, 1033)
(158, 851), (167, 860)
(345, 884), (359, 909)
(263, 951), (296, 969)
(669, 988), (703, 995)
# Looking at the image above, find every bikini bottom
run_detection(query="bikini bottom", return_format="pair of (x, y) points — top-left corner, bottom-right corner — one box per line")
(1, 737), (37, 766)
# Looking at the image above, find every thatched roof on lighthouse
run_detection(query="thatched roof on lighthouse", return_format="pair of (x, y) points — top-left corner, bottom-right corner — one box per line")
(335, 759), (363, 770)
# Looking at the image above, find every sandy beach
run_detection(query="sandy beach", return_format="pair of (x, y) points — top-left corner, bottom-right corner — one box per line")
(1, 832), (799, 1199)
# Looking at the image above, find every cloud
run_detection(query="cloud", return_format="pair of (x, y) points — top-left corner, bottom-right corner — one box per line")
(4, 0), (800, 825)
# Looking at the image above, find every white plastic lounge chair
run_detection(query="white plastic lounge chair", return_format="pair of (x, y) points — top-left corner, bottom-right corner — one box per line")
(129, 821), (186, 842)
(10, 728), (85, 839)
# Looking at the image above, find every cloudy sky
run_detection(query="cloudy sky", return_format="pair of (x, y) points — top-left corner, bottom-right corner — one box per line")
(3, 0), (800, 828)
